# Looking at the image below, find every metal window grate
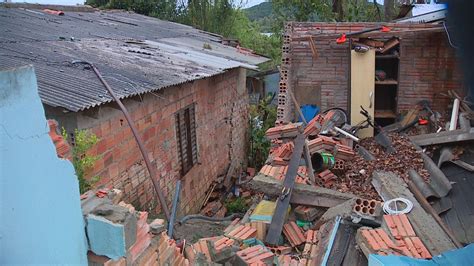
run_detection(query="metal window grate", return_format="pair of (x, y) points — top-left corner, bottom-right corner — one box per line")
(175, 104), (197, 176)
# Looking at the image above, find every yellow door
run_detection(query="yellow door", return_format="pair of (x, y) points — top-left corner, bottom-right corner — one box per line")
(351, 49), (375, 138)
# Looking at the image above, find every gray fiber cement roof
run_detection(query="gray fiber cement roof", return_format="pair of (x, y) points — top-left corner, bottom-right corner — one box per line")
(0, 6), (268, 111)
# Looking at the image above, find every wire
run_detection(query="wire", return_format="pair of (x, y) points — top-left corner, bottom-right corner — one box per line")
(443, 21), (459, 49)
(383, 198), (413, 215)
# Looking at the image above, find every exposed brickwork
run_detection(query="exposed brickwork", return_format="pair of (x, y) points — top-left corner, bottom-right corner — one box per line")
(73, 68), (248, 215)
(281, 22), (464, 121)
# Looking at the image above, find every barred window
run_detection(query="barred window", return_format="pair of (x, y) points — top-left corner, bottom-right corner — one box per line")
(175, 104), (197, 176)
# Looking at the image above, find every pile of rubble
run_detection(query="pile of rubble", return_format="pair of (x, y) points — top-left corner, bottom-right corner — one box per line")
(81, 189), (189, 265)
(82, 99), (473, 265)
(176, 104), (470, 264)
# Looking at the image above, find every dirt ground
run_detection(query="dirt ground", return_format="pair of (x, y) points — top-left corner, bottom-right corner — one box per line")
(173, 219), (231, 244)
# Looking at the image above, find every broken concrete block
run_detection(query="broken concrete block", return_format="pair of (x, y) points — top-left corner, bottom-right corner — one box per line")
(92, 204), (137, 249)
(86, 209), (137, 260)
(149, 219), (166, 235)
(87, 215), (127, 259)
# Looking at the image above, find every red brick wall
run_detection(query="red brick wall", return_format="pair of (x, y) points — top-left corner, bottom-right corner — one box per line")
(76, 68), (248, 215)
(278, 22), (464, 122)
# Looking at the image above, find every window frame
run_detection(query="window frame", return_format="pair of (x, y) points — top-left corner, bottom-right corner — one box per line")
(175, 104), (198, 177)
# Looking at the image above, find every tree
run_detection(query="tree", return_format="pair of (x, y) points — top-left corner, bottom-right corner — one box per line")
(385, 0), (395, 21)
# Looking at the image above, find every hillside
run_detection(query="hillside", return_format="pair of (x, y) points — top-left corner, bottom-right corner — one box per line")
(244, 1), (272, 21)
(243, 1), (273, 32)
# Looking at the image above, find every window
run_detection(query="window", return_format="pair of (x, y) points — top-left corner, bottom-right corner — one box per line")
(175, 104), (197, 176)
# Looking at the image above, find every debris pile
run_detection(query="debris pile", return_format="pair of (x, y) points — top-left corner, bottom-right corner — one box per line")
(174, 101), (471, 264)
(81, 189), (189, 265)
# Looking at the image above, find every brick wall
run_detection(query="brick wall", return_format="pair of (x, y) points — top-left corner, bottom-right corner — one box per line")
(73, 68), (248, 215)
(278, 22), (464, 122)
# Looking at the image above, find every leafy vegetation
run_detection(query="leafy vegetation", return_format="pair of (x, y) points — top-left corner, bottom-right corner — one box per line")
(63, 128), (101, 194)
(249, 94), (277, 169)
(225, 197), (249, 214)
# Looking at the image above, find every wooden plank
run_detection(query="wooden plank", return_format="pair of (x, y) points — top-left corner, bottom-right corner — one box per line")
(410, 128), (474, 146)
(375, 80), (398, 85)
(265, 134), (305, 245)
(350, 49), (375, 138)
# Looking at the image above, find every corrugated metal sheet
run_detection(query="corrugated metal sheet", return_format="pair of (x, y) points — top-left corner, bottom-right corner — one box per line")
(0, 7), (268, 112)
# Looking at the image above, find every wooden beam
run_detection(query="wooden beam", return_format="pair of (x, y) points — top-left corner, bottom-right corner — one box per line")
(247, 174), (355, 208)
(410, 128), (474, 146)
(265, 134), (306, 245)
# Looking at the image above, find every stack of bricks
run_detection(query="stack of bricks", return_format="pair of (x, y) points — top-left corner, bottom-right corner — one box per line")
(276, 22), (294, 123)
(317, 170), (337, 187)
(303, 114), (324, 137)
(334, 143), (356, 161)
(156, 232), (189, 265)
(301, 229), (319, 265)
(184, 236), (220, 263)
(127, 212), (152, 263)
(265, 123), (302, 139)
(307, 135), (339, 154)
(283, 221), (306, 247)
(356, 214), (432, 259)
(235, 245), (274, 265)
(294, 206), (325, 222)
(225, 224), (257, 241)
(271, 141), (294, 166)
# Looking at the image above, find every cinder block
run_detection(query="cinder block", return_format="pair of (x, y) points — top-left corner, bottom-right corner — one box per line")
(86, 206), (137, 260)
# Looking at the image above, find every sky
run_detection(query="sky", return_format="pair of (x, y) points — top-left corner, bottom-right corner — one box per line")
(10, 0), (269, 7)
(9, 0), (390, 8)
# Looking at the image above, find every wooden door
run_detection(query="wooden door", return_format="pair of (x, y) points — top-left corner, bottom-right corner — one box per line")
(351, 49), (375, 138)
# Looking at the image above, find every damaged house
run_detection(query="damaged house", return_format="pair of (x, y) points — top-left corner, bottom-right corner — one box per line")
(277, 22), (464, 135)
(0, 4), (267, 215)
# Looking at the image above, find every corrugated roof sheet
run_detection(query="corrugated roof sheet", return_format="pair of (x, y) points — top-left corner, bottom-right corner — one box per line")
(0, 6), (268, 111)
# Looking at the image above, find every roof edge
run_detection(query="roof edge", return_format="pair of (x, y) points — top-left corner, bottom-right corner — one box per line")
(0, 3), (96, 12)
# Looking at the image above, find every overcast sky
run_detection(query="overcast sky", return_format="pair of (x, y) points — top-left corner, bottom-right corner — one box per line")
(10, 0), (270, 7)
(8, 0), (394, 8)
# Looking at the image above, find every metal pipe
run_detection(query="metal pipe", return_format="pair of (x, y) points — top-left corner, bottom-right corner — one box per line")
(449, 98), (460, 131)
(334, 126), (360, 142)
(168, 180), (181, 237)
(321, 216), (342, 266)
(72, 60), (171, 221)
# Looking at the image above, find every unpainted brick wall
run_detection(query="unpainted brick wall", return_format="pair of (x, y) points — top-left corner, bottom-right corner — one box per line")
(75, 68), (248, 215)
(278, 22), (464, 122)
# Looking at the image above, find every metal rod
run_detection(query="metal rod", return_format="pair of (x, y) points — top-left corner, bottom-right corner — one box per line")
(334, 126), (360, 142)
(321, 216), (342, 266)
(168, 180), (181, 237)
(72, 60), (171, 221)
(407, 180), (463, 248)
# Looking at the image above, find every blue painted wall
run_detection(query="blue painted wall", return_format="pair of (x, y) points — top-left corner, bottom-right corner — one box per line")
(0, 66), (87, 264)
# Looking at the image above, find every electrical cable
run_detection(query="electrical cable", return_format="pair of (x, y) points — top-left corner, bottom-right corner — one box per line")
(383, 197), (413, 215)
(442, 21), (459, 49)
